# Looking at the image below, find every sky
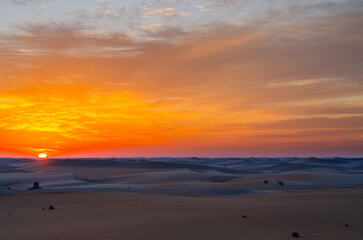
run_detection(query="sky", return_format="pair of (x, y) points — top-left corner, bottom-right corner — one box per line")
(0, 0), (362, 158)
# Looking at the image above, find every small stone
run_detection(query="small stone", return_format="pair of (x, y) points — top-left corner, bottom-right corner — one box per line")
(27, 182), (42, 190)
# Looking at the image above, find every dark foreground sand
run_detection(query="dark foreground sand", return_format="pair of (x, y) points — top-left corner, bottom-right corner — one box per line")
(1, 189), (363, 240)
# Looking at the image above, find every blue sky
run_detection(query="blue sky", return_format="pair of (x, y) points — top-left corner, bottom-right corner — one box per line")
(1, 0), (352, 36)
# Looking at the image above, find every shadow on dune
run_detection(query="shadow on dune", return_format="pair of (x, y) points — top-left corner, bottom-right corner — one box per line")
(1, 157), (362, 194)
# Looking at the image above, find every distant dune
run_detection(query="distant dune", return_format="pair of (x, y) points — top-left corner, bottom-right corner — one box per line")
(1, 157), (362, 194)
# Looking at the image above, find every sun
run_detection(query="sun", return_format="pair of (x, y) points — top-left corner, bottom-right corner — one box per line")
(38, 153), (47, 159)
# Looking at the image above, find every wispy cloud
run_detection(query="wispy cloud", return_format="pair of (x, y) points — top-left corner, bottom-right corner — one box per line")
(141, 7), (189, 19)
(11, 0), (38, 4)
(0, 0), (362, 156)
(39, 3), (54, 9)
(11, 0), (27, 3)
(205, 0), (244, 6)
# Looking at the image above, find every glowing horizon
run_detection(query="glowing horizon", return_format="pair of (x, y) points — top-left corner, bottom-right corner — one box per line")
(0, 0), (362, 158)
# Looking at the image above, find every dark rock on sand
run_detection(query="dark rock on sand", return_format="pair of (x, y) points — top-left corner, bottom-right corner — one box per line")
(27, 182), (42, 190)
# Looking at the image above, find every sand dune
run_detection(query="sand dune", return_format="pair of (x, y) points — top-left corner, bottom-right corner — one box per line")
(1, 157), (363, 193)
(1, 157), (363, 239)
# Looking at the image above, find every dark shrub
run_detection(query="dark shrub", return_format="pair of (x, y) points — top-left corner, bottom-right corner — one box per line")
(49, 205), (55, 210)
(264, 180), (269, 184)
(292, 232), (299, 238)
(279, 181), (284, 186)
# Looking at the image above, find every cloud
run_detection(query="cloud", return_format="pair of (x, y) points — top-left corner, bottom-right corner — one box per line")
(39, 3), (54, 9)
(10, 0), (39, 4)
(140, 24), (184, 40)
(205, 0), (244, 7)
(0, 22), (138, 58)
(100, 10), (119, 17)
(141, 7), (189, 19)
(0, 0), (362, 156)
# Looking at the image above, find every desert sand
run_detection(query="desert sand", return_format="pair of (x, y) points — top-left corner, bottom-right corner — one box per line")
(1, 157), (363, 239)
(1, 190), (363, 240)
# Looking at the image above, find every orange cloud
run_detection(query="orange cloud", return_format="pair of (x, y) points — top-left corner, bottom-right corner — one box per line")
(0, 6), (362, 157)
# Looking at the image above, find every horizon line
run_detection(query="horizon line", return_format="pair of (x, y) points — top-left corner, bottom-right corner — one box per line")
(1, 156), (362, 160)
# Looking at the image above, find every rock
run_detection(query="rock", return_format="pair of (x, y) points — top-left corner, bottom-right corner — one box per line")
(27, 182), (42, 190)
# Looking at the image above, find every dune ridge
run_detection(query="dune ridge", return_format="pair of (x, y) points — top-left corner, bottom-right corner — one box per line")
(1, 157), (362, 194)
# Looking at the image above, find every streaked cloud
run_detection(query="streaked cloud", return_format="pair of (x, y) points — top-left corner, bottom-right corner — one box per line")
(10, 0), (40, 4)
(39, 3), (53, 9)
(11, 0), (28, 3)
(0, 0), (362, 157)
(205, 0), (244, 7)
(140, 7), (189, 19)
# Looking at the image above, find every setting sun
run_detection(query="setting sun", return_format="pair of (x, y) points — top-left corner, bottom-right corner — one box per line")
(38, 153), (47, 159)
